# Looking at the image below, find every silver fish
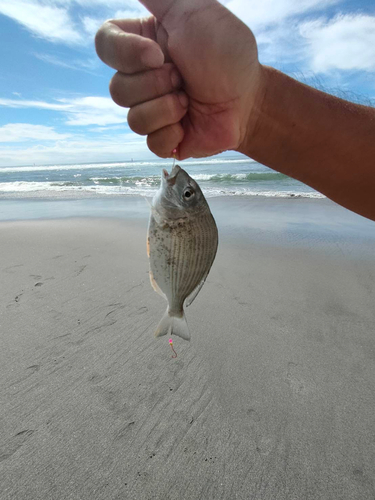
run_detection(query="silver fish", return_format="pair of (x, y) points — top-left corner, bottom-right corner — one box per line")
(147, 165), (218, 341)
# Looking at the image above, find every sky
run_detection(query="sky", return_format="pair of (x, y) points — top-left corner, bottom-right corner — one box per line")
(0, 0), (375, 167)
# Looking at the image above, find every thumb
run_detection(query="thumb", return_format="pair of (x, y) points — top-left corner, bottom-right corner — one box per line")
(140, 0), (214, 28)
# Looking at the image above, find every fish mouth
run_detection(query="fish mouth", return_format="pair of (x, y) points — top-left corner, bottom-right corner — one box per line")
(162, 165), (181, 186)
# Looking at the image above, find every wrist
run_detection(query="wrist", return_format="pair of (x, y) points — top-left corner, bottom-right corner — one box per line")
(237, 65), (286, 162)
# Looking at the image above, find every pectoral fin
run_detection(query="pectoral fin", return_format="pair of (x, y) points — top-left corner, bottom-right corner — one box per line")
(149, 270), (167, 299)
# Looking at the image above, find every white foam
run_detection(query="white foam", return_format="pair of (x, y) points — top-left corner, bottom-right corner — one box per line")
(202, 188), (325, 199)
(0, 181), (324, 199)
(0, 163), (134, 173)
(0, 157), (256, 174)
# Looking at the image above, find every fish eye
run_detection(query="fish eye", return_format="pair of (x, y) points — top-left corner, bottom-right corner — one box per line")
(183, 187), (194, 199)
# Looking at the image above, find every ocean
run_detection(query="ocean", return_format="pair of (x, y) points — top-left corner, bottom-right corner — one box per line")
(1, 154), (374, 257)
(0, 155), (323, 200)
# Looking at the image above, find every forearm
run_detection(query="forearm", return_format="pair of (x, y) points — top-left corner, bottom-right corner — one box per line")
(239, 66), (375, 221)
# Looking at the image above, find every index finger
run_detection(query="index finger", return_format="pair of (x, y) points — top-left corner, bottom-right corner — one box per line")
(95, 17), (164, 74)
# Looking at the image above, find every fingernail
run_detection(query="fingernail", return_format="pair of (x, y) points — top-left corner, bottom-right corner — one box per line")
(171, 68), (182, 88)
(178, 91), (189, 108)
(141, 46), (164, 69)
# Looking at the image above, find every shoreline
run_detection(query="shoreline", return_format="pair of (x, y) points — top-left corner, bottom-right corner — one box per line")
(1, 194), (374, 258)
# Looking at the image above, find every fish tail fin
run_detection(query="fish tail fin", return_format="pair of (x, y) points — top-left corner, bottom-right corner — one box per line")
(155, 309), (190, 341)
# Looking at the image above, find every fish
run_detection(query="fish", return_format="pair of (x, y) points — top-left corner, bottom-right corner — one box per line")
(147, 165), (218, 341)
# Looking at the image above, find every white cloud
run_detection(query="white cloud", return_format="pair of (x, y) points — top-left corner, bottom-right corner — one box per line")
(0, 123), (70, 143)
(73, 0), (138, 6)
(221, 0), (340, 30)
(300, 14), (375, 73)
(61, 96), (128, 126)
(219, 0), (346, 71)
(82, 3), (150, 38)
(0, 134), (148, 166)
(89, 124), (127, 133)
(0, 96), (128, 126)
(255, 21), (308, 67)
(81, 16), (103, 38)
(0, 0), (82, 44)
(76, 0), (150, 15)
(0, 98), (67, 111)
(33, 52), (98, 73)
(114, 7), (150, 19)
(0, 0), (152, 46)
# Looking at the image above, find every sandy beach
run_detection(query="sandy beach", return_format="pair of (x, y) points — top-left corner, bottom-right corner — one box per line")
(1, 197), (375, 499)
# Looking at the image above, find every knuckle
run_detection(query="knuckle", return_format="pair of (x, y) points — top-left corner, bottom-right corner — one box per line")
(94, 20), (112, 57)
(127, 108), (146, 135)
(109, 73), (127, 106)
(147, 135), (168, 158)
(147, 124), (183, 158)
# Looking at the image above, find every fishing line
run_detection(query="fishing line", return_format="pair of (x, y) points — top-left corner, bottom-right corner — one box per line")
(172, 148), (177, 169)
(169, 338), (178, 358)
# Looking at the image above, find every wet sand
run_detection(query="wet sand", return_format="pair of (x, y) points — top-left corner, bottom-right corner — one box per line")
(1, 198), (375, 499)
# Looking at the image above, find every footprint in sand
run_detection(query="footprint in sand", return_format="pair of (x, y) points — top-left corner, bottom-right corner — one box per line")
(88, 372), (107, 385)
(74, 265), (87, 277)
(26, 365), (40, 374)
(128, 306), (148, 317)
(0, 430), (35, 462)
(115, 421), (135, 440)
(30, 274), (42, 280)
(105, 303), (126, 319)
(7, 291), (24, 308)
(286, 362), (316, 396)
(245, 408), (276, 456)
(247, 408), (261, 423)
(256, 436), (275, 456)
(94, 387), (130, 416)
(3, 264), (23, 274)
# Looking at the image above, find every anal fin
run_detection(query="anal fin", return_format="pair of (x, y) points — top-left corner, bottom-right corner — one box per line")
(185, 275), (207, 307)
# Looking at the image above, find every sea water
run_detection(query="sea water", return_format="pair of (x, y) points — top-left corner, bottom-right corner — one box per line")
(0, 155), (323, 200)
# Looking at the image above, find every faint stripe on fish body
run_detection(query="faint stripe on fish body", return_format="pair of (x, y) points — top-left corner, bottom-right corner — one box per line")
(175, 221), (194, 310)
(181, 213), (214, 303)
(184, 214), (210, 301)
(172, 225), (184, 312)
(177, 225), (192, 306)
(178, 219), (199, 303)
(187, 214), (208, 297)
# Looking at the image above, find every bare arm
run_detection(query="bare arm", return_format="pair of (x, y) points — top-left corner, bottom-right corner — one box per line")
(240, 67), (375, 220)
(95, 0), (375, 221)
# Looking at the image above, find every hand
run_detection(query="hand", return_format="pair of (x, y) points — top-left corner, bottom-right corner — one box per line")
(95, 0), (265, 160)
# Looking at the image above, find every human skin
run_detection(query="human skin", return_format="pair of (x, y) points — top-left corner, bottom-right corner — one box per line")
(95, 0), (375, 221)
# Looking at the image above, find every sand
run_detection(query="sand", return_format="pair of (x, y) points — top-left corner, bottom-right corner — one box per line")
(0, 197), (375, 499)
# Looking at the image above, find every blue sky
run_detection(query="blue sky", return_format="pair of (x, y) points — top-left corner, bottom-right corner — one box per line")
(0, 0), (374, 167)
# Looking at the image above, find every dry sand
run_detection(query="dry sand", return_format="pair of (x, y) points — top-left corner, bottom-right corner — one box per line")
(1, 198), (375, 499)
